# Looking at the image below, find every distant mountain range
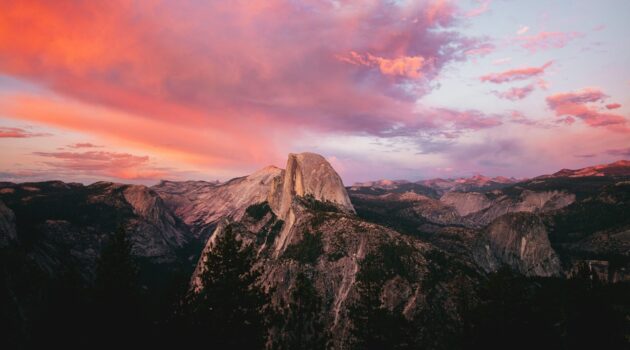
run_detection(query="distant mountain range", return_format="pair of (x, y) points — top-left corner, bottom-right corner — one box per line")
(1, 155), (629, 348)
(352, 174), (519, 194)
(543, 160), (630, 178)
(352, 160), (630, 194)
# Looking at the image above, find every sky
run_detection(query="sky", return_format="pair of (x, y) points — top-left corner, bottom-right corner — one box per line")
(0, 0), (629, 185)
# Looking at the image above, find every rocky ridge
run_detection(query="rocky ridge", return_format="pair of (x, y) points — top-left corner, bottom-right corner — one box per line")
(0, 181), (192, 278)
(543, 160), (630, 178)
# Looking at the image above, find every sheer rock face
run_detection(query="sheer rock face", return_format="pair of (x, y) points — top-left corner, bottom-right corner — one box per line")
(474, 212), (562, 277)
(440, 192), (492, 217)
(0, 199), (16, 247)
(119, 184), (190, 259)
(270, 152), (355, 220)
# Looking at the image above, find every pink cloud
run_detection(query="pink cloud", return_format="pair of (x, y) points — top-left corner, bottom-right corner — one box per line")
(556, 116), (576, 125)
(546, 88), (607, 107)
(0, 126), (50, 138)
(480, 61), (553, 83)
(606, 147), (630, 157)
(546, 88), (629, 131)
(437, 108), (502, 130)
(32, 150), (167, 180)
(465, 0), (492, 18)
(338, 51), (431, 79)
(465, 43), (495, 57)
(606, 103), (621, 110)
(425, 0), (457, 26)
(515, 31), (582, 52)
(494, 84), (535, 100)
(508, 111), (537, 126)
(67, 142), (102, 148)
(0, 0), (486, 165)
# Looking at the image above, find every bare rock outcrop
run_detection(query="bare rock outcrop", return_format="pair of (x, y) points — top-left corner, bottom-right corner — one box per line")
(474, 212), (562, 277)
(269, 152), (354, 219)
(440, 192), (492, 217)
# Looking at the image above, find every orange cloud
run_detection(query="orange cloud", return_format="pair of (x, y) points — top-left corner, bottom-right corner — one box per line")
(32, 150), (168, 180)
(338, 51), (430, 79)
(606, 103), (621, 110)
(0, 93), (277, 168)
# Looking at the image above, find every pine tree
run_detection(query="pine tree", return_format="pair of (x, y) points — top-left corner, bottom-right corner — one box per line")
(95, 226), (138, 300)
(277, 272), (327, 350)
(93, 226), (140, 346)
(187, 225), (269, 349)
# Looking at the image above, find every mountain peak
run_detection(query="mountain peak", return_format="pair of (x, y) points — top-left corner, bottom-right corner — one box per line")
(545, 159), (630, 178)
(270, 152), (354, 219)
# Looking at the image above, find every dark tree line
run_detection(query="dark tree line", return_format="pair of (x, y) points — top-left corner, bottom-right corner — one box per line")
(180, 225), (269, 348)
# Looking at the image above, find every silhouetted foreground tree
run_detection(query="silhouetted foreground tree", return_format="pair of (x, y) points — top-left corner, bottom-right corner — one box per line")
(184, 226), (269, 349)
(92, 226), (142, 348)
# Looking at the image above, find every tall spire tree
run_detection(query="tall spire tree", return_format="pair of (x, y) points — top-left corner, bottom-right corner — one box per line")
(93, 226), (141, 346)
(187, 225), (269, 348)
